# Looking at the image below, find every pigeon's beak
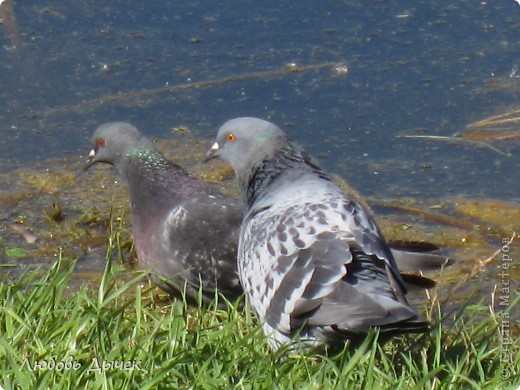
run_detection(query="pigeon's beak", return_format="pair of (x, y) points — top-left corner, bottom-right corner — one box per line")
(83, 149), (97, 171)
(204, 142), (220, 162)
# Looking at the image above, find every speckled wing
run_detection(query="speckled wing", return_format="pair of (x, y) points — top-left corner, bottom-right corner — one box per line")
(163, 191), (243, 301)
(239, 193), (416, 344)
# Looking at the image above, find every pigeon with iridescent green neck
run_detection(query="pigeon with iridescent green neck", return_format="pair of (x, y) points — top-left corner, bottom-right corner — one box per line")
(84, 122), (450, 308)
(84, 122), (242, 304)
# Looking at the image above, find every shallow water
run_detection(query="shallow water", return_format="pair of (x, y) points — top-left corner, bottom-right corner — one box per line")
(0, 0), (518, 314)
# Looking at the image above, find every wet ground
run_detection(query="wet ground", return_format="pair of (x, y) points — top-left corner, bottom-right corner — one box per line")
(0, 0), (518, 315)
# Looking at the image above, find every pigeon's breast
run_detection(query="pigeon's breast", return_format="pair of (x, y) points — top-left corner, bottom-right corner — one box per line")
(239, 175), (350, 327)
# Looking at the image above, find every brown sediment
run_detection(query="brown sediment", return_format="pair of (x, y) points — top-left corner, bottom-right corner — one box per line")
(465, 107), (520, 130)
(446, 232), (516, 296)
(459, 130), (520, 141)
(0, 0), (21, 51)
(399, 106), (519, 156)
(484, 75), (520, 94)
(369, 200), (477, 231)
(449, 198), (520, 233)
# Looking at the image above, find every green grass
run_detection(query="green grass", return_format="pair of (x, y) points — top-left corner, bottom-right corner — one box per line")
(0, 251), (518, 389)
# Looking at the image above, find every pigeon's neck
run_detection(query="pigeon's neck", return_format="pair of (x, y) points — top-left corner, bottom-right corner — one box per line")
(120, 147), (201, 206)
(244, 142), (331, 208)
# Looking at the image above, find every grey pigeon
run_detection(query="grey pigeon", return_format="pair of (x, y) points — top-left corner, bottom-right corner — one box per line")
(206, 117), (430, 351)
(84, 122), (243, 304)
(83, 123), (449, 305)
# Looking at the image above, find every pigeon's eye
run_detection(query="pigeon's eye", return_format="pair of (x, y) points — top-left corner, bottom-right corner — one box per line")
(227, 133), (236, 142)
(97, 139), (106, 148)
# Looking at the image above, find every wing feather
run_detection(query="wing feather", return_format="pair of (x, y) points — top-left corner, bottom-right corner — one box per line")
(240, 192), (420, 340)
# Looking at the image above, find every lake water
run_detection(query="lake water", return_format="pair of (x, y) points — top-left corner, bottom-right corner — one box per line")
(1, 0), (518, 199)
(0, 0), (519, 306)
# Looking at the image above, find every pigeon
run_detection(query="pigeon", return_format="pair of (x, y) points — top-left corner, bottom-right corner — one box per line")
(84, 122), (243, 305)
(83, 122), (449, 306)
(206, 117), (430, 351)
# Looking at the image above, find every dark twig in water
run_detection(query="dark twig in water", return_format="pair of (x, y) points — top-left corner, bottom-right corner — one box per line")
(37, 62), (338, 116)
(398, 135), (512, 157)
(370, 200), (477, 231)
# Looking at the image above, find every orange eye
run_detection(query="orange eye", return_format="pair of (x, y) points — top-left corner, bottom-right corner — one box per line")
(227, 133), (236, 142)
(97, 139), (106, 148)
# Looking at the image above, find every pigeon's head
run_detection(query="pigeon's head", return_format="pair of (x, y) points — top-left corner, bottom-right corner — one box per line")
(84, 122), (148, 170)
(206, 117), (286, 181)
